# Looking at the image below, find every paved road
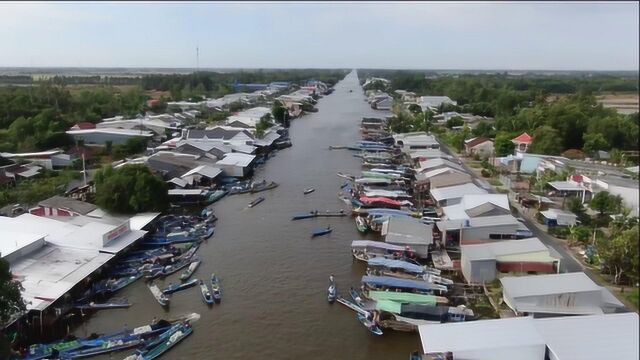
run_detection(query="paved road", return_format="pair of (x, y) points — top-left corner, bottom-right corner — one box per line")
(437, 139), (585, 274)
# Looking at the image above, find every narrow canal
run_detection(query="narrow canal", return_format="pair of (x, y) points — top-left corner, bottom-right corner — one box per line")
(82, 70), (419, 359)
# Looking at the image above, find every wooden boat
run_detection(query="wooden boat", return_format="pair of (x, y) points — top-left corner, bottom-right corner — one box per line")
(355, 216), (368, 233)
(292, 212), (317, 220)
(60, 336), (142, 359)
(75, 298), (131, 311)
(148, 283), (170, 307)
(250, 180), (279, 193)
(327, 283), (337, 303)
(210, 273), (222, 302)
(312, 227), (332, 237)
(25, 340), (84, 360)
(357, 313), (384, 336)
(179, 260), (200, 282)
(126, 323), (193, 360)
(199, 280), (214, 305)
(162, 278), (198, 295)
(248, 196), (265, 208)
(349, 287), (364, 307)
(208, 189), (228, 204)
(303, 187), (316, 194)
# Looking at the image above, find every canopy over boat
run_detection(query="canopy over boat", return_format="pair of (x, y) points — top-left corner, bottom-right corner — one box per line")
(363, 190), (410, 199)
(360, 197), (406, 206)
(367, 257), (425, 273)
(367, 291), (437, 306)
(351, 240), (406, 252)
(361, 275), (447, 292)
(355, 178), (392, 185)
(364, 208), (416, 217)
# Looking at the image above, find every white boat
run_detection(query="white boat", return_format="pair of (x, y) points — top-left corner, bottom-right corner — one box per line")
(180, 260), (200, 281)
(148, 283), (169, 307)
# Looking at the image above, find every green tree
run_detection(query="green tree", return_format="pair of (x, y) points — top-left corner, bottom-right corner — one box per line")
(472, 121), (496, 138)
(590, 191), (623, 215)
(494, 132), (515, 156)
(530, 126), (563, 155)
(446, 116), (465, 129)
(94, 165), (169, 214)
(598, 225), (639, 284)
(0, 257), (25, 357)
(271, 100), (288, 124)
(583, 133), (610, 155)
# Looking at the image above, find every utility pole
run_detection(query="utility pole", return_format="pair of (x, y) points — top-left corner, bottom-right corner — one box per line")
(196, 45), (200, 73)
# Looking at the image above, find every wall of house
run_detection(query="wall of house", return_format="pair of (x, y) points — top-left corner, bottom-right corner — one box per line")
(461, 256), (496, 283)
(607, 184), (640, 216)
(496, 261), (555, 274)
(460, 224), (521, 242)
(70, 133), (143, 146)
(470, 142), (494, 158)
(29, 206), (74, 217)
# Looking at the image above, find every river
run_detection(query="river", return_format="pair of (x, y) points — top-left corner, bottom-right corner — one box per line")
(81, 70), (419, 359)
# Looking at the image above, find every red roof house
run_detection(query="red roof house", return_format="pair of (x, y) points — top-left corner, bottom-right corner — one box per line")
(511, 132), (533, 152)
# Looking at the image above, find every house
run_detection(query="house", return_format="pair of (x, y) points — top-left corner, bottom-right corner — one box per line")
(416, 96), (457, 112)
(70, 122), (96, 130)
(464, 137), (494, 158)
(416, 158), (466, 174)
(417, 313), (639, 360)
(500, 272), (626, 317)
(0, 162), (42, 183)
(29, 195), (97, 217)
(539, 208), (578, 227)
(381, 217), (433, 258)
(215, 152), (256, 178)
(512, 132), (533, 153)
(442, 194), (510, 220)
(436, 214), (526, 244)
(372, 96), (393, 110)
(394, 132), (440, 150)
(429, 183), (487, 206)
(460, 238), (560, 283)
(547, 180), (590, 202)
(174, 140), (230, 160)
(415, 167), (473, 190)
(0, 149), (74, 170)
(66, 128), (154, 146)
(146, 151), (218, 183)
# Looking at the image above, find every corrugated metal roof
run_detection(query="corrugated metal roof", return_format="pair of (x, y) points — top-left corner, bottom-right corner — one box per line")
(430, 183), (486, 202)
(462, 238), (552, 261)
(437, 214), (520, 231)
(500, 272), (602, 298)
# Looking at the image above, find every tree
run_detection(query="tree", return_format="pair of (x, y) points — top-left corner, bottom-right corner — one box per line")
(494, 132), (515, 156)
(598, 225), (639, 284)
(583, 133), (610, 155)
(271, 100), (288, 126)
(472, 121), (495, 138)
(590, 191), (623, 215)
(446, 116), (465, 129)
(0, 258), (25, 357)
(94, 165), (169, 214)
(530, 126), (563, 155)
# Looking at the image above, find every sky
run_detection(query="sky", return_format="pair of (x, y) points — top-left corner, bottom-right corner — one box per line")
(0, 1), (638, 70)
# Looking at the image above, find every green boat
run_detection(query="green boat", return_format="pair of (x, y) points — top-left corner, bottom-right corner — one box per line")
(355, 216), (368, 234)
(26, 339), (84, 360)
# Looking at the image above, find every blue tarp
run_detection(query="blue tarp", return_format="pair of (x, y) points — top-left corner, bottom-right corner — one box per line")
(367, 257), (424, 273)
(361, 275), (447, 292)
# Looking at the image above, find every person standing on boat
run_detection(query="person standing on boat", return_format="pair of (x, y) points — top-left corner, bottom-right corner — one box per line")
(151, 316), (157, 325)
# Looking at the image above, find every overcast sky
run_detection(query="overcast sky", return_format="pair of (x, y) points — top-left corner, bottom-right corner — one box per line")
(0, 1), (638, 70)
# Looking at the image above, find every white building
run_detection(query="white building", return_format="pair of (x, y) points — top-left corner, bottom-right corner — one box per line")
(417, 313), (639, 360)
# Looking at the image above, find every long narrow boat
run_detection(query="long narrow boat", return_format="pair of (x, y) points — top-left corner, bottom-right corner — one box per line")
(162, 278), (198, 295)
(292, 212), (317, 220)
(75, 298), (131, 311)
(248, 196), (265, 208)
(126, 323), (193, 360)
(210, 273), (222, 302)
(365, 290), (449, 305)
(303, 187), (316, 195)
(250, 181), (279, 193)
(361, 275), (448, 294)
(349, 287), (364, 307)
(60, 336), (142, 359)
(179, 260), (200, 281)
(199, 280), (214, 305)
(311, 227), (332, 237)
(207, 189), (228, 204)
(148, 283), (170, 307)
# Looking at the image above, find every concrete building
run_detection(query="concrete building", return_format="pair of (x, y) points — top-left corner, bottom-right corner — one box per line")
(417, 313), (639, 360)
(464, 137), (494, 158)
(500, 272), (626, 317)
(215, 152), (256, 178)
(460, 238), (560, 283)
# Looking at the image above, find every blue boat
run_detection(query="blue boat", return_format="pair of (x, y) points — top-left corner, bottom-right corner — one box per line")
(357, 313), (384, 336)
(367, 257), (425, 274)
(75, 298), (131, 311)
(127, 323), (193, 360)
(312, 227), (332, 237)
(292, 211), (317, 220)
(162, 278), (198, 295)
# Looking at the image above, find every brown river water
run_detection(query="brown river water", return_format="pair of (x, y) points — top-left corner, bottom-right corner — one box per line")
(80, 70), (419, 360)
